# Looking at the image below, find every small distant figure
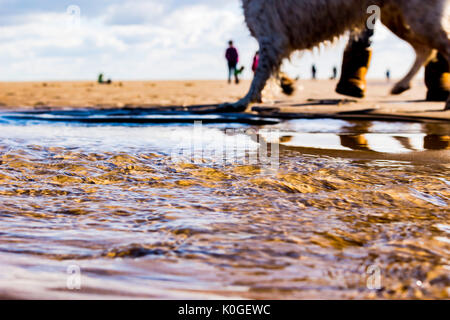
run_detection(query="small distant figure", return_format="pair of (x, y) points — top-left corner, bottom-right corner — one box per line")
(98, 73), (112, 85)
(252, 51), (260, 73)
(225, 40), (240, 84)
(331, 66), (338, 80)
(386, 69), (391, 82)
(311, 64), (317, 80)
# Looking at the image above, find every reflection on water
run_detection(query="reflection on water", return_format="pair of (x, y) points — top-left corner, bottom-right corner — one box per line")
(271, 120), (450, 154)
(0, 115), (449, 299)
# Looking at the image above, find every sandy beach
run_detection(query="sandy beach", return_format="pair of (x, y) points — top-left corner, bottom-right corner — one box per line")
(0, 80), (253, 110)
(0, 78), (432, 108)
(1, 79), (449, 122)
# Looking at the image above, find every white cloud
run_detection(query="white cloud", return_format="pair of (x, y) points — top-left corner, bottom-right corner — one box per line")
(0, 0), (418, 81)
(103, 0), (167, 25)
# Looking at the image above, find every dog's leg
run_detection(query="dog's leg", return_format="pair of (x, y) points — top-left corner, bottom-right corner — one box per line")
(436, 38), (450, 110)
(217, 37), (285, 112)
(382, 1), (450, 109)
(419, 21), (450, 109)
(391, 46), (434, 95)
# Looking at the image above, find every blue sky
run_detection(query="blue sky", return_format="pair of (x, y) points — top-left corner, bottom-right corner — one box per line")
(0, 0), (418, 81)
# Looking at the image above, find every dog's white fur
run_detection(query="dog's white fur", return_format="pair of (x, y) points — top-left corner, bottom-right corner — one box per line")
(228, 0), (450, 111)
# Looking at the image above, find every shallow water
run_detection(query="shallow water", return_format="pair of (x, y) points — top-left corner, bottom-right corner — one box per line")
(0, 113), (449, 299)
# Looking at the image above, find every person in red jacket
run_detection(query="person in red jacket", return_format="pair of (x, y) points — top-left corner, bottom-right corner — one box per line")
(252, 51), (260, 73)
(225, 40), (240, 84)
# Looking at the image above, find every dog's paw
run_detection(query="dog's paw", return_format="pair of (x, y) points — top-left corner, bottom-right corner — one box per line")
(391, 83), (411, 95)
(280, 74), (296, 96)
(215, 100), (249, 113)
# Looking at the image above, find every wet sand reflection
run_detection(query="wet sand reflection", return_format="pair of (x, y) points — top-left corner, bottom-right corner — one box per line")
(272, 121), (450, 155)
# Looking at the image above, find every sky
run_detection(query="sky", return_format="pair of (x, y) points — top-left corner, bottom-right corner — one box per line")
(0, 0), (419, 81)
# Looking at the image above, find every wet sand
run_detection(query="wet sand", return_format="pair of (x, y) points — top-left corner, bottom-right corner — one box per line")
(1, 79), (448, 163)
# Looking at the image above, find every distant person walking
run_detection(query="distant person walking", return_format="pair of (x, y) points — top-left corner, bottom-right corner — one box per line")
(386, 69), (391, 82)
(226, 41), (240, 84)
(252, 51), (260, 73)
(331, 66), (338, 80)
(311, 64), (317, 80)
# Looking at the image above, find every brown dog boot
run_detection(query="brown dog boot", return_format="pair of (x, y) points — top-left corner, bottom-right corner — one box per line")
(279, 72), (296, 96)
(336, 48), (372, 98)
(425, 53), (450, 102)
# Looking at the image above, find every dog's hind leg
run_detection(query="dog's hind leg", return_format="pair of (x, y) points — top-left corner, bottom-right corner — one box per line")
(410, 25), (450, 109)
(217, 37), (287, 112)
(434, 35), (450, 110)
(382, 1), (450, 109)
(382, 8), (436, 96)
(391, 46), (435, 95)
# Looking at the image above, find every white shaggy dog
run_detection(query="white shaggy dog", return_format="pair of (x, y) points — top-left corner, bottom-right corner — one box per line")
(222, 0), (450, 111)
